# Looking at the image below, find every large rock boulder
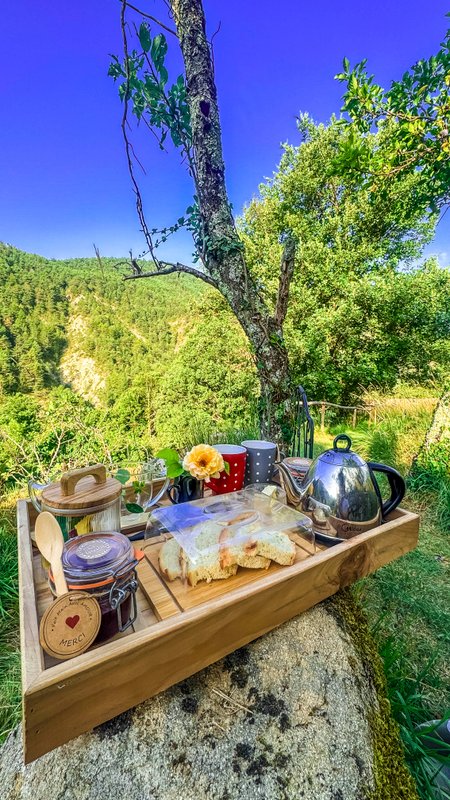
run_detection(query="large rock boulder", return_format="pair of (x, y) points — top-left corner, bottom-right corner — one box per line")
(0, 593), (416, 800)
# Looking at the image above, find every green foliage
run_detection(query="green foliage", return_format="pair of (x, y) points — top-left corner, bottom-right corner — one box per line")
(155, 447), (185, 478)
(240, 119), (450, 403)
(108, 26), (190, 153)
(370, 628), (450, 800)
(114, 468), (131, 485)
(108, 22), (198, 256)
(0, 244), (68, 393)
(153, 293), (258, 448)
(335, 21), (450, 211)
(409, 399), (450, 534)
(0, 520), (20, 742)
(0, 245), (258, 489)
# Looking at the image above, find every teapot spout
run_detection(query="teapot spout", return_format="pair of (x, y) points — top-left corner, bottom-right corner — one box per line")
(276, 461), (307, 508)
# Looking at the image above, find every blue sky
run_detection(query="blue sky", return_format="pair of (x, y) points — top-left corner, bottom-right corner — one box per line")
(1, 0), (448, 265)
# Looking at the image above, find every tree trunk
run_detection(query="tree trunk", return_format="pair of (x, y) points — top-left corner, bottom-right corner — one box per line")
(256, 336), (292, 442)
(170, 0), (294, 443)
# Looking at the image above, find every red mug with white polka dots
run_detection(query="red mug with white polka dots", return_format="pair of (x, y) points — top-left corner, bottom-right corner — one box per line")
(208, 445), (247, 494)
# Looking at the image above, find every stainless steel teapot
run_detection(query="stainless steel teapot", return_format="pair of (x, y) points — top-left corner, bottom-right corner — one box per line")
(277, 434), (405, 543)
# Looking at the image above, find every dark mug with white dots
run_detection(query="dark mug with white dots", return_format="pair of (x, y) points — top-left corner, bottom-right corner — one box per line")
(241, 440), (277, 486)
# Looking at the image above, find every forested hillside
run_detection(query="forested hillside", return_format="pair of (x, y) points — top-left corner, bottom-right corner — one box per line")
(0, 241), (449, 491)
(0, 244), (257, 489)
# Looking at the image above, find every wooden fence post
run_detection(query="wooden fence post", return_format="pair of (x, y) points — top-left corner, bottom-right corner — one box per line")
(352, 408), (357, 429)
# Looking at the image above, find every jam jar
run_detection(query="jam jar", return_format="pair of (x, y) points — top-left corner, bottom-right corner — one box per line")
(49, 532), (139, 643)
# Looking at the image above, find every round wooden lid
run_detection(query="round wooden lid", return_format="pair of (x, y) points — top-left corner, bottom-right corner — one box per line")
(41, 464), (123, 511)
(39, 591), (101, 660)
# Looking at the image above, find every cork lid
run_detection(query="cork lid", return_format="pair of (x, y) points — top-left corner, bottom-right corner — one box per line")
(41, 464), (123, 511)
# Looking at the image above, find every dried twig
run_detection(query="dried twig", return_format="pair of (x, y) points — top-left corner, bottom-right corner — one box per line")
(211, 688), (254, 715)
(210, 720), (228, 733)
(209, 20), (221, 75)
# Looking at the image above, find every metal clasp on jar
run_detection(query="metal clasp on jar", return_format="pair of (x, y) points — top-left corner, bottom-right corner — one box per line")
(109, 560), (139, 633)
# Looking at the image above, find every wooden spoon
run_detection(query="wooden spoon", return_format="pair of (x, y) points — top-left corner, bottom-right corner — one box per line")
(35, 512), (68, 596)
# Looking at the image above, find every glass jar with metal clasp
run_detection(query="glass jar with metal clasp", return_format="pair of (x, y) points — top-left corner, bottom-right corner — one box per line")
(48, 531), (141, 643)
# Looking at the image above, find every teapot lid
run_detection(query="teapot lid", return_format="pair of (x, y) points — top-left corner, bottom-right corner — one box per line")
(319, 435), (366, 467)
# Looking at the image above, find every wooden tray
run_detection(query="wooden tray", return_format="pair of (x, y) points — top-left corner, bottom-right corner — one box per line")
(18, 499), (419, 763)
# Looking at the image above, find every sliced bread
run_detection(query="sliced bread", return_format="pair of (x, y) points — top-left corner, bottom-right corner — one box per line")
(159, 537), (182, 581)
(235, 552), (271, 570)
(253, 530), (296, 566)
(186, 523), (238, 587)
(219, 526), (269, 570)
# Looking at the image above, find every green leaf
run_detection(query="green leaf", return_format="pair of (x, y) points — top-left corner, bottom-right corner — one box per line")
(139, 23), (151, 53)
(343, 57), (350, 73)
(166, 463), (185, 478)
(159, 66), (169, 86)
(151, 34), (168, 72)
(125, 502), (144, 514)
(223, 461), (230, 475)
(115, 468), (131, 485)
(155, 447), (180, 463)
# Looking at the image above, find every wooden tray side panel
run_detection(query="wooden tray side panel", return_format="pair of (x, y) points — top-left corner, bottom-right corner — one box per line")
(18, 500), (44, 693)
(23, 510), (419, 762)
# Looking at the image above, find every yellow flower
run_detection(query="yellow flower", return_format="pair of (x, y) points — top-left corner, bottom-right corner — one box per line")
(182, 444), (225, 482)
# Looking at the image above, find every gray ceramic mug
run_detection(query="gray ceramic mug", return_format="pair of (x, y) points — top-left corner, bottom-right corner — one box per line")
(241, 440), (277, 485)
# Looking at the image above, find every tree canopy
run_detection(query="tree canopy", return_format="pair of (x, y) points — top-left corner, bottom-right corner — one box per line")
(335, 21), (450, 211)
(240, 119), (450, 401)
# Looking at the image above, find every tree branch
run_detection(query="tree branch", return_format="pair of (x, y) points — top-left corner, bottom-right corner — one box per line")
(274, 235), (296, 327)
(123, 1), (178, 36)
(120, 0), (161, 269)
(123, 260), (221, 290)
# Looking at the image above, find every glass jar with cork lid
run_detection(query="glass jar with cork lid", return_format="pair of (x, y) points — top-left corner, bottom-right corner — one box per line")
(29, 464), (123, 540)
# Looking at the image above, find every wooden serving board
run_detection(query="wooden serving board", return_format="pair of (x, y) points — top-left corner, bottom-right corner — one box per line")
(140, 533), (316, 613)
(18, 499), (419, 764)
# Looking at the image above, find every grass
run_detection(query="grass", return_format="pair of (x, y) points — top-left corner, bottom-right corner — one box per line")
(0, 516), (21, 742)
(312, 404), (450, 799)
(359, 496), (450, 800)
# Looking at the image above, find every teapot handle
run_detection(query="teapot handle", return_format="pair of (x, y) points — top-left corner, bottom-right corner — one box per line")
(367, 462), (405, 518)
